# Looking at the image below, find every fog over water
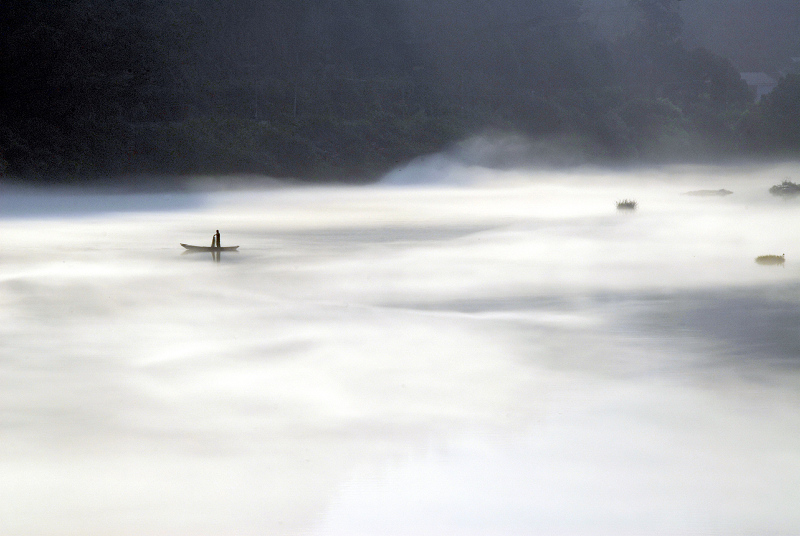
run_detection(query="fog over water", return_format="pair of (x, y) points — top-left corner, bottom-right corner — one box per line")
(2, 160), (800, 535)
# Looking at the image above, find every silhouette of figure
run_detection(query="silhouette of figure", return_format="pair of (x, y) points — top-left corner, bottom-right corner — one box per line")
(215, 230), (221, 248)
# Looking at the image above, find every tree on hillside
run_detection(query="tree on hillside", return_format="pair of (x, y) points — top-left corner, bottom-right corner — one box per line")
(402, 0), (614, 132)
(753, 74), (800, 153)
(612, 0), (684, 99)
(0, 0), (190, 177)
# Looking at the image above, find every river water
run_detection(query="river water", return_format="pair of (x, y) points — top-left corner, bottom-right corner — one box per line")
(1, 161), (799, 535)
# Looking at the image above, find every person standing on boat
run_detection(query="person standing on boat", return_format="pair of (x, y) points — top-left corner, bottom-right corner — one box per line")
(215, 230), (221, 248)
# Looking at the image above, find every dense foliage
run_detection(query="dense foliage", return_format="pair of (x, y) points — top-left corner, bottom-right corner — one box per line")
(0, 0), (796, 183)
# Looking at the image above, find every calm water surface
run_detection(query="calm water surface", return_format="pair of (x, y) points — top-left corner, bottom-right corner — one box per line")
(1, 163), (799, 535)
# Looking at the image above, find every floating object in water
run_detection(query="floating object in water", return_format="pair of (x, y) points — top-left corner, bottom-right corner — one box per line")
(181, 243), (239, 252)
(181, 229), (238, 252)
(769, 180), (800, 198)
(616, 199), (637, 210)
(684, 189), (733, 196)
(755, 254), (785, 266)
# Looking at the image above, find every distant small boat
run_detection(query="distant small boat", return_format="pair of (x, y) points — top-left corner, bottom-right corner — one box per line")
(683, 189), (733, 196)
(181, 243), (239, 252)
(755, 254), (785, 266)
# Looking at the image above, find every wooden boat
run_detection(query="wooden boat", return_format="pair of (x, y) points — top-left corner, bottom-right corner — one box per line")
(755, 254), (785, 266)
(683, 189), (733, 196)
(181, 243), (239, 252)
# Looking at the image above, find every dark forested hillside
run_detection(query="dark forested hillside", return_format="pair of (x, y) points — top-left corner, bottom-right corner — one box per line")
(0, 0), (797, 183)
(680, 0), (800, 73)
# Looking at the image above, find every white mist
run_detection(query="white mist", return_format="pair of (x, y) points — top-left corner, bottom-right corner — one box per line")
(1, 162), (799, 535)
